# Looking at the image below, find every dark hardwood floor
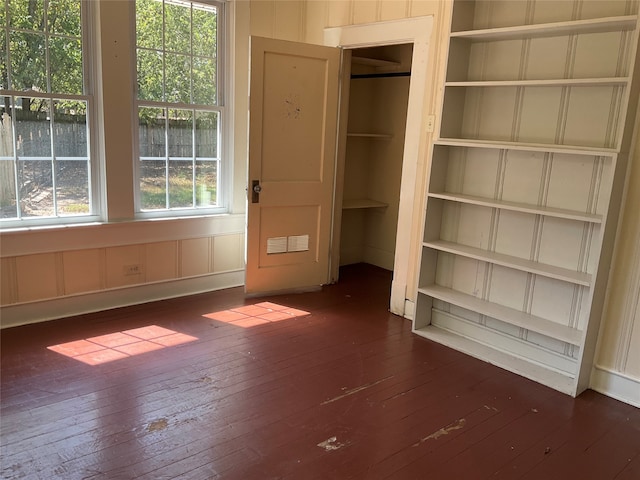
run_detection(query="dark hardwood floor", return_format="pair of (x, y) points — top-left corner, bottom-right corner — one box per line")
(1, 264), (639, 479)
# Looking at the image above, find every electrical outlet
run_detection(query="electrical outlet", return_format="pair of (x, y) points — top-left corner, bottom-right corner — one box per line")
(426, 114), (435, 133)
(123, 264), (143, 276)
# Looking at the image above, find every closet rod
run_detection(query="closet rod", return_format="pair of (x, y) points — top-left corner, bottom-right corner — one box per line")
(350, 72), (411, 79)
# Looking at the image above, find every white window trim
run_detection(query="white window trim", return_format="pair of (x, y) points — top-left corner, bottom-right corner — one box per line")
(0, 0), (102, 229)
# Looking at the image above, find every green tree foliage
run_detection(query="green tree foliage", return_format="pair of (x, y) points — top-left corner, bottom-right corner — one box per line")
(136, 0), (218, 116)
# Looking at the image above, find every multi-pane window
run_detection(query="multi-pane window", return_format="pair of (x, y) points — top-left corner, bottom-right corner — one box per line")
(136, 0), (223, 212)
(0, 0), (93, 223)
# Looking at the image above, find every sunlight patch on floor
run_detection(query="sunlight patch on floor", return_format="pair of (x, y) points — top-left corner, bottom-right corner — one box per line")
(203, 302), (310, 327)
(48, 325), (198, 365)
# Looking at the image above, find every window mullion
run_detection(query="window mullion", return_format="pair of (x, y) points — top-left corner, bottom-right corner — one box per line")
(192, 108), (196, 207)
(164, 109), (170, 209)
(9, 98), (21, 220)
(49, 99), (59, 216)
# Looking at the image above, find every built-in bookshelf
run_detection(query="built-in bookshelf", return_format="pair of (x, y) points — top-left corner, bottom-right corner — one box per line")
(413, 0), (640, 396)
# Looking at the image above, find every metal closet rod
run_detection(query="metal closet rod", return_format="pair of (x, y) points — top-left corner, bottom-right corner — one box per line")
(350, 72), (411, 79)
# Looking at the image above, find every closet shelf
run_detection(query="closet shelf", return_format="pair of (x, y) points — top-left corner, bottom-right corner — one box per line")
(436, 138), (618, 156)
(427, 192), (602, 224)
(423, 240), (592, 286)
(412, 324), (576, 394)
(347, 133), (393, 138)
(418, 285), (583, 345)
(343, 198), (388, 210)
(450, 14), (638, 41)
(351, 56), (401, 68)
(445, 77), (630, 88)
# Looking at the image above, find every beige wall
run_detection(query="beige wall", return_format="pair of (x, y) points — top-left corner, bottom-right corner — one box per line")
(592, 109), (640, 405)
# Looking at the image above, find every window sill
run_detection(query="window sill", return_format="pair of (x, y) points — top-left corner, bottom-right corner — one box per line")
(0, 213), (246, 257)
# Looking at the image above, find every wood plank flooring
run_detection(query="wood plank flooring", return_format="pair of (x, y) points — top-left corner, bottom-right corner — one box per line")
(1, 264), (639, 479)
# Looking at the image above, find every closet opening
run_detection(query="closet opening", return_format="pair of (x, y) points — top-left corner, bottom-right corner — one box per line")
(336, 43), (414, 288)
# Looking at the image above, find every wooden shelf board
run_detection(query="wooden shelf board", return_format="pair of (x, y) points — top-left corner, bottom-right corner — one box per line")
(428, 192), (602, 224)
(347, 133), (393, 138)
(436, 138), (618, 156)
(412, 324), (576, 395)
(423, 240), (592, 286)
(351, 56), (401, 68)
(450, 15), (638, 41)
(417, 285), (583, 345)
(343, 198), (388, 210)
(445, 77), (630, 87)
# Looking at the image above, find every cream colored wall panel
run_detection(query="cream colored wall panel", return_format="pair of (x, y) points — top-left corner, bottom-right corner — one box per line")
(434, 252), (455, 287)
(181, 237), (211, 277)
(462, 88), (517, 141)
(526, 37), (571, 80)
(340, 210), (365, 266)
(627, 310), (640, 377)
(16, 253), (58, 302)
(304, 0), (327, 44)
(408, 0), (439, 17)
(146, 241), (178, 282)
(494, 210), (535, 259)
(1, 258), (17, 305)
(105, 245), (144, 289)
(472, 0), (527, 29)
(546, 154), (599, 213)
(579, 0), (632, 19)
(488, 265), (527, 311)
(468, 41), (523, 81)
(502, 150), (545, 204)
(352, 0), (378, 24)
(274, 1), (304, 41)
(517, 87), (562, 143)
(213, 234), (245, 273)
(530, 1), (575, 24)
(460, 149), (499, 197)
(452, 204), (493, 250)
(537, 217), (584, 270)
(574, 32), (626, 78)
(450, 255), (487, 296)
(563, 87), (616, 148)
(531, 277), (578, 326)
(327, 0), (352, 27)
(250, 0), (275, 37)
(380, 0), (409, 21)
(63, 249), (103, 295)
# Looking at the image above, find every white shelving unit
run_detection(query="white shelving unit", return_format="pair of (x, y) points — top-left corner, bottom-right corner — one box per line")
(413, 0), (640, 396)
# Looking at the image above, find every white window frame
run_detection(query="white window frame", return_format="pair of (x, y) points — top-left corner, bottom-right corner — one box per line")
(0, 0), (101, 229)
(133, 0), (231, 219)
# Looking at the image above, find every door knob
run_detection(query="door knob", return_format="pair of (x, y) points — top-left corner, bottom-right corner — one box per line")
(251, 180), (261, 203)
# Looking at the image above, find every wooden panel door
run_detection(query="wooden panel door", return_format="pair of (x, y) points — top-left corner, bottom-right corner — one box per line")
(246, 36), (340, 294)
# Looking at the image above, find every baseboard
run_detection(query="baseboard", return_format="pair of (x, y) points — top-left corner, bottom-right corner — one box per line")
(0, 270), (245, 329)
(590, 364), (640, 408)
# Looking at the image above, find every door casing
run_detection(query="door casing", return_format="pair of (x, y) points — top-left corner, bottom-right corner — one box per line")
(325, 16), (434, 317)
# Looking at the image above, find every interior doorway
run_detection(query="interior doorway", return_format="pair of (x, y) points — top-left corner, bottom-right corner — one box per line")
(337, 44), (413, 274)
(325, 17), (434, 316)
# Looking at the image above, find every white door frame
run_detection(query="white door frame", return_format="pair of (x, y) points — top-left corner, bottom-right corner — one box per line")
(324, 16), (434, 316)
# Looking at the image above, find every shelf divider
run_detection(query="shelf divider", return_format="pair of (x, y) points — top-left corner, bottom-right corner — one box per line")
(418, 285), (583, 345)
(450, 15), (638, 40)
(347, 133), (393, 138)
(343, 198), (388, 210)
(428, 192), (602, 224)
(436, 138), (618, 156)
(445, 77), (630, 87)
(423, 240), (592, 286)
